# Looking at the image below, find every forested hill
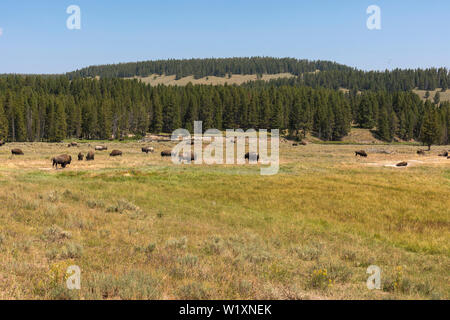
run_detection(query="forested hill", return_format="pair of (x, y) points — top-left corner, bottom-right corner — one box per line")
(66, 57), (450, 92)
(66, 57), (352, 79)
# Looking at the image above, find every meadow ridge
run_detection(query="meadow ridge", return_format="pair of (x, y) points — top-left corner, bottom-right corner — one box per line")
(0, 140), (448, 299)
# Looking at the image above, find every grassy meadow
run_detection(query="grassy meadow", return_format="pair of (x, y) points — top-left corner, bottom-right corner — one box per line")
(0, 140), (449, 300)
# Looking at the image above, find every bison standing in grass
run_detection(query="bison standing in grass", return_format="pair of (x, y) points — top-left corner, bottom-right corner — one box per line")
(86, 151), (95, 161)
(245, 152), (259, 162)
(396, 161), (408, 167)
(142, 147), (154, 154)
(78, 152), (84, 161)
(417, 150), (426, 155)
(110, 150), (122, 157)
(355, 150), (368, 157)
(178, 152), (196, 162)
(52, 154), (72, 169)
(161, 150), (172, 157)
(11, 148), (24, 155)
(0, 140), (5, 147)
(438, 151), (448, 157)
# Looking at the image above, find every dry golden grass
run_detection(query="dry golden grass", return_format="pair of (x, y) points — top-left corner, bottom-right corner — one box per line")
(0, 140), (448, 300)
(126, 73), (295, 86)
(413, 89), (450, 102)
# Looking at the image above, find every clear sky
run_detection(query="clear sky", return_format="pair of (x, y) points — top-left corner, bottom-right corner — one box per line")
(0, 0), (449, 74)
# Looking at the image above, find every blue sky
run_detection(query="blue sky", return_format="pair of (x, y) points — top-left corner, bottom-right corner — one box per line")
(0, 0), (449, 74)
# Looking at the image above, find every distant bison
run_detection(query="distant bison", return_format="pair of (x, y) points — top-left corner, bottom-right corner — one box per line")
(78, 152), (84, 161)
(355, 150), (368, 157)
(417, 150), (426, 155)
(300, 141), (308, 146)
(142, 147), (154, 154)
(67, 142), (78, 147)
(110, 150), (122, 157)
(245, 152), (259, 162)
(161, 150), (172, 157)
(438, 151), (448, 157)
(95, 145), (108, 151)
(0, 140), (5, 146)
(86, 151), (95, 161)
(396, 161), (408, 167)
(52, 154), (72, 169)
(11, 148), (24, 155)
(292, 143), (298, 146)
(178, 152), (196, 162)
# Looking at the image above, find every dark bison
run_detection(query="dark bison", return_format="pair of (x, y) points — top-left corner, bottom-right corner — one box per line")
(52, 154), (72, 169)
(11, 148), (24, 155)
(95, 145), (108, 151)
(67, 142), (78, 147)
(417, 150), (426, 155)
(110, 150), (122, 157)
(78, 152), (84, 161)
(438, 151), (448, 157)
(142, 147), (154, 154)
(300, 141), (308, 146)
(245, 152), (259, 162)
(292, 143), (298, 146)
(0, 140), (5, 146)
(396, 161), (408, 167)
(161, 150), (172, 157)
(178, 152), (196, 162)
(355, 150), (368, 157)
(86, 151), (95, 161)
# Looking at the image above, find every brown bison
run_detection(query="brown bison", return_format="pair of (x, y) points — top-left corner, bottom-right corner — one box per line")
(78, 152), (84, 161)
(417, 150), (426, 155)
(396, 161), (408, 167)
(86, 151), (95, 161)
(161, 150), (172, 157)
(300, 141), (308, 146)
(52, 154), (72, 169)
(110, 150), (122, 157)
(67, 142), (78, 147)
(292, 143), (298, 146)
(438, 151), (448, 157)
(95, 145), (108, 151)
(142, 147), (154, 154)
(245, 152), (259, 162)
(178, 152), (196, 162)
(0, 140), (5, 146)
(11, 148), (24, 155)
(355, 150), (368, 157)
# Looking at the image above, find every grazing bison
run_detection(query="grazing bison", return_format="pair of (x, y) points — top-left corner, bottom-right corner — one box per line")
(161, 150), (172, 157)
(245, 152), (259, 162)
(417, 150), (426, 155)
(0, 140), (5, 146)
(86, 151), (95, 161)
(110, 150), (122, 157)
(52, 154), (72, 169)
(396, 161), (408, 167)
(142, 147), (154, 154)
(95, 145), (108, 151)
(178, 152), (196, 162)
(300, 141), (308, 146)
(67, 142), (78, 147)
(292, 143), (298, 146)
(355, 150), (368, 157)
(78, 152), (84, 161)
(11, 148), (24, 155)
(438, 151), (448, 157)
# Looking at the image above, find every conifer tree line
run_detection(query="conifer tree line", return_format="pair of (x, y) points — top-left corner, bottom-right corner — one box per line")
(66, 57), (450, 92)
(0, 75), (448, 146)
(66, 57), (349, 80)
